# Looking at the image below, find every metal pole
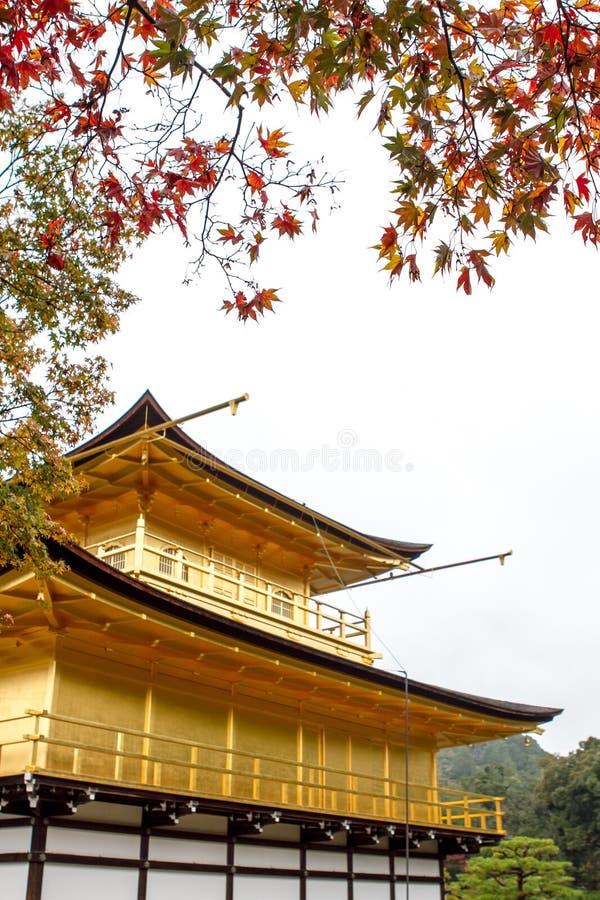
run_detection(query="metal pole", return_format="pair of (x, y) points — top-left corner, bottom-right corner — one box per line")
(324, 551), (513, 594)
(403, 669), (410, 900)
(68, 393), (249, 463)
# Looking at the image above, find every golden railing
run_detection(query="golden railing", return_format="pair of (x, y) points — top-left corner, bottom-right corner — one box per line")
(0, 711), (504, 834)
(87, 532), (372, 653)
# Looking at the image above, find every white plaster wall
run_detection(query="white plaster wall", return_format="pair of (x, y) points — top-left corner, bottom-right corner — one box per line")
(42, 864), (139, 900)
(234, 843), (299, 868)
(0, 824), (31, 852)
(353, 853), (389, 874)
(149, 836), (226, 864)
(306, 878), (348, 900)
(0, 862), (28, 897)
(306, 849), (348, 871)
(353, 883), (392, 900)
(234, 874), (299, 899)
(147, 870), (226, 899)
(394, 857), (440, 876)
(46, 826), (140, 858)
(395, 882), (442, 900)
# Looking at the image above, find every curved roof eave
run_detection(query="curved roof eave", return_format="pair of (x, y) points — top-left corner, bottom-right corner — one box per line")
(50, 541), (561, 727)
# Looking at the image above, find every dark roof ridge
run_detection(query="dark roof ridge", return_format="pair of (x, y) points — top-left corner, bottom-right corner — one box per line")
(66, 390), (172, 457)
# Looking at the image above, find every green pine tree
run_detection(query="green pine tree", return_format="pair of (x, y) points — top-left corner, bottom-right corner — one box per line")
(446, 837), (581, 899)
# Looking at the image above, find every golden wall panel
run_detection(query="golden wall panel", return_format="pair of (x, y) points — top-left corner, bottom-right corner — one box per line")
(0, 655), (54, 773)
(351, 738), (385, 818)
(322, 731), (348, 813)
(51, 659), (146, 783)
(150, 682), (228, 796)
(233, 707), (297, 805)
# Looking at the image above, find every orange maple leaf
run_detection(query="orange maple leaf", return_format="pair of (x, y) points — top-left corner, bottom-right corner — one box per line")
(215, 139), (231, 155)
(218, 225), (242, 244)
(257, 126), (290, 159)
(247, 170), (265, 193)
(254, 288), (280, 311)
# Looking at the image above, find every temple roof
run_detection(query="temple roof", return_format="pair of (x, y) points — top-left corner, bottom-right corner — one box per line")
(65, 391), (431, 592)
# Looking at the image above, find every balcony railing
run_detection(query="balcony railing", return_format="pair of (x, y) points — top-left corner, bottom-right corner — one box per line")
(0, 711), (504, 835)
(86, 532), (373, 657)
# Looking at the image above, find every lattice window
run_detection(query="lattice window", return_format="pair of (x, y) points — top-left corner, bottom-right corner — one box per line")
(271, 590), (294, 619)
(104, 545), (126, 571)
(159, 547), (188, 582)
(213, 552), (256, 604)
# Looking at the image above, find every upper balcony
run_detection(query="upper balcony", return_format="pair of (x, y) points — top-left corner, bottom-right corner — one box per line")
(85, 529), (377, 665)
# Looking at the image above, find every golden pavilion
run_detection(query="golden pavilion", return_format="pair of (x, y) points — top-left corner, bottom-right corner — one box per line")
(0, 392), (560, 900)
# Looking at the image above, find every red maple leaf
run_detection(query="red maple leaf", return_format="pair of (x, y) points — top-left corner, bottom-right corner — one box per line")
(457, 266), (472, 295)
(68, 55), (87, 89)
(0, 87), (13, 111)
(46, 252), (65, 270)
(573, 212), (599, 245)
(103, 209), (124, 248)
(540, 23), (563, 48)
(576, 173), (591, 203)
(100, 173), (128, 205)
(40, 0), (73, 17)
(272, 208), (302, 238)
(467, 250), (495, 288)
(380, 225), (397, 250)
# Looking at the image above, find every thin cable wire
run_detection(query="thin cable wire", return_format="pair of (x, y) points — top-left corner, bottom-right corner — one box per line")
(309, 513), (411, 898)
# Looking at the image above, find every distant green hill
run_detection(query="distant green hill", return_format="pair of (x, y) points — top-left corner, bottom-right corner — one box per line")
(439, 736), (600, 893)
(438, 735), (551, 836)
(439, 734), (549, 781)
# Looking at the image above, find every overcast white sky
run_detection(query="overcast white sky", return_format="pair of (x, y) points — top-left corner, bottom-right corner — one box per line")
(94, 99), (600, 757)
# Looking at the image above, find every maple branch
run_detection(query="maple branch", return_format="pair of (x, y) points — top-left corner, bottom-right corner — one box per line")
(127, 0), (155, 24)
(126, 0), (235, 103)
(430, 3), (495, 247)
(95, 1), (134, 126)
(179, 72), (204, 138)
(556, 0), (598, 186)
(436, 0), (480, 160)
(206, 107), (245, 206)
(192, 60), (234, 101)
(196, 110), (246, 264)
